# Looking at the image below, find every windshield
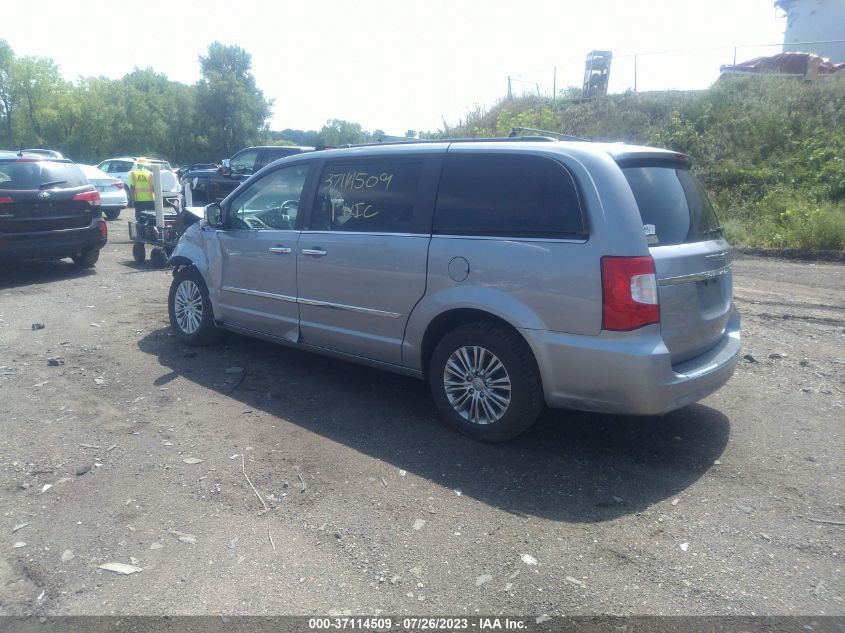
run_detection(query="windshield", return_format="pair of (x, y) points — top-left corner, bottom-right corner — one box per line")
(622, 165), (722, 246)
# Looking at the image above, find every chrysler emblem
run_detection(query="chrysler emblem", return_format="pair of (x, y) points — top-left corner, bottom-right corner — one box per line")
(37, 191), (51, 199)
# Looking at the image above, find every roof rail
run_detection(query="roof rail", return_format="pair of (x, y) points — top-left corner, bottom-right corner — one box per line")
(508, 127), (590, 142)
(336, 136), (561, 149)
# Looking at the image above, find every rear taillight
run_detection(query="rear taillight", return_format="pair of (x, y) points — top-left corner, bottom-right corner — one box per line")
(98, 220), (108, 239)
(74, 190), (101, 205)
(112, 181), (125, 190)
(601, 256), (660, 331)
(0, 196), (12, 204)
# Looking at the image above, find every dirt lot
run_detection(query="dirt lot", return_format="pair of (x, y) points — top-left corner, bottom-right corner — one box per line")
(0, 214), (843, 617)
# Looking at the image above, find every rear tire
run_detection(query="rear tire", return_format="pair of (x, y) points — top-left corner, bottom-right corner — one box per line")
(168, 266), (221, 346)
(132, 242), (146, 263)
(71, 248), (100, 268)
(104, 209), (121, 220)
(429, 322), (544, 442)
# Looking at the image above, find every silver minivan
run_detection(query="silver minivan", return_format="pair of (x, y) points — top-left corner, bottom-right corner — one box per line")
(167, 138), (740, 442)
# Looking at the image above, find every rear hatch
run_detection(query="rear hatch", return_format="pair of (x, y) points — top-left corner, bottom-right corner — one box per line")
(0, 160), (98, 233)
(619, 157), (733, 365)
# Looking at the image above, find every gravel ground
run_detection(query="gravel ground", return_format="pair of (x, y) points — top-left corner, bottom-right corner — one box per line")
(0, 213), (842, 617)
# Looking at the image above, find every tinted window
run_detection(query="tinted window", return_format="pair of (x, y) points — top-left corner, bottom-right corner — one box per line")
(0, 161), (88, 190)
(262, 147), (302, 166)
(622, 166), (722, 245)
(230, 149), (259, 176)
(433, 154), (586, 238)
(311, 159), (422, 233)
(228, 164), (310, 230)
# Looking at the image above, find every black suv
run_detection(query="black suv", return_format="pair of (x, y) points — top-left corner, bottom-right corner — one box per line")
(0, 153), (107, 267)
(182, 146), (314, 205)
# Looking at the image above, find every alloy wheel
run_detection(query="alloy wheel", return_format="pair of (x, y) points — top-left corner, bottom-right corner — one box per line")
(443, 345), (512, 425)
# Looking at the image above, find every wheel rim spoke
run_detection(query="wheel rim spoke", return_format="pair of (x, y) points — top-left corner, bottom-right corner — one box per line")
(443, 344), (511, 426)
(174, 280), (203, 334)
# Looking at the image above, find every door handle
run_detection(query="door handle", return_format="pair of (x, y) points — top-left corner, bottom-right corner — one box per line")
(302, 248), (327, 257)
(268, 246), (292, 254)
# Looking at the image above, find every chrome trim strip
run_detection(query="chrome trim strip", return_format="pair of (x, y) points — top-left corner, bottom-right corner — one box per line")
(298, 297), (402, 319)
(432, 234), (588, 244)
(223, 285), (401, 318)
(659, 264), (732, 286)
(299, 230), (587, 243)
(222, 286), (297, 303)
(301, 231), (427, 238)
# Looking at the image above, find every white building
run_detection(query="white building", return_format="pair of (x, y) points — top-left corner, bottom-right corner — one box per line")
(775, 0), (845, 62)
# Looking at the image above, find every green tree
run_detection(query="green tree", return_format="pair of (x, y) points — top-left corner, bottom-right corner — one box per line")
(12, 55), (67, 146)
(0, 39), (16, 146)
(196, 42), (272, 159)
(319, 119), (367, 146)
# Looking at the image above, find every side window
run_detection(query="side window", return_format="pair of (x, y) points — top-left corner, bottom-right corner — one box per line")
(227, 164), (310, 231)
(311, 159), (422, 233)
(114, 161), (133, 173)
(99, 161), (112, 173)
(433, 154), (586, 238)
(257, 148), (298, 170)
(230, 149), (260, 176)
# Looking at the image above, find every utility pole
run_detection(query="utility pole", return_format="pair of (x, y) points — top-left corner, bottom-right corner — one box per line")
(507, 76), (512, 100)
(633, 54), (638, 94)
(553, 67), (557, 99)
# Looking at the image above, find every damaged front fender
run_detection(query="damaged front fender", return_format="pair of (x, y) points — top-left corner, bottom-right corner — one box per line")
(168, 221), (210, 274)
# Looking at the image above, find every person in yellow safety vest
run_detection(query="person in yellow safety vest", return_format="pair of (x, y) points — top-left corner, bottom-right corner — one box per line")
(128, 158), (155, 221)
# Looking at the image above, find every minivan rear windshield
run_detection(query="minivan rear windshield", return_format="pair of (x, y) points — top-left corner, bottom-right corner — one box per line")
(621, 163), (722, 246)
(0, 161), (88, 190)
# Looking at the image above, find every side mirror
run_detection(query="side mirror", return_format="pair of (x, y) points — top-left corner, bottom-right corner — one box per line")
(204, 202), (223, 227)
(220, 158), (231, 176)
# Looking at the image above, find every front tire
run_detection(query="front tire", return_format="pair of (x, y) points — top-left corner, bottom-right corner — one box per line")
(71, 248), (100, 268)
(429, 323), (543, 442)
(168, 266), (221, 346)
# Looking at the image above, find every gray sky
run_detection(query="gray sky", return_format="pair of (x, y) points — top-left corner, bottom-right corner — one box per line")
(2, 0), (787, 135)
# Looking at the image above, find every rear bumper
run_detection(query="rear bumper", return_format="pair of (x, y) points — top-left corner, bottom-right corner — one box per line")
(522, 308), (741, 415)
(0, 218), (107, 260)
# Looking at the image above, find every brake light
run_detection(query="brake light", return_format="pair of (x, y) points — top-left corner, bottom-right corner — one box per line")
(112, 181), (125, 190)
(0, 196), (12, 204)
(73, 190), (101, 206)
(601, 256), (660, 331)
(98, 220), (108, 239)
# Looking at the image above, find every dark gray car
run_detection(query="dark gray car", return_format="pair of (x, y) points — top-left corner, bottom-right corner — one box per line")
(167, 138), (740, 441)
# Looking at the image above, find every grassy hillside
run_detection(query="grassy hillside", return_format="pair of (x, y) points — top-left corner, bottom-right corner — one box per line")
(439, 75), (845, 251)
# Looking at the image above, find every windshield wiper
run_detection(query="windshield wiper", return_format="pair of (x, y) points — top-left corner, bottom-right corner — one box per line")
(39, 180), (67, 189)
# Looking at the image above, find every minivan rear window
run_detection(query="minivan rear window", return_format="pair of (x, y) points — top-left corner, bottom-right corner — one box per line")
(0, 161), (88, 190)
(433, 154), (586, 238)
(622, 165), (722, 246)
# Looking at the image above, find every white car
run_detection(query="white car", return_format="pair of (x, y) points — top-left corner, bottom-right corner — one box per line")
(95, 156), (181, 211)
(77, 164), (128, 220)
